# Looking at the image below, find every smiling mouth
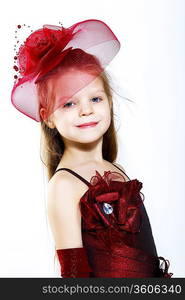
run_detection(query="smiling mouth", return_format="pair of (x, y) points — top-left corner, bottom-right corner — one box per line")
(77, 122), (99, 128)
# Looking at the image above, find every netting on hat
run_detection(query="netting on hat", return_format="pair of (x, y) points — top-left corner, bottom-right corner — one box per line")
(11, 19), (120, 121)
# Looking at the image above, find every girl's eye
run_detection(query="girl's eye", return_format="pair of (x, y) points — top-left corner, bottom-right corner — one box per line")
(91, 97), (102, 103)
(63, 97), (102, 108)
(63, 101), (74, 108)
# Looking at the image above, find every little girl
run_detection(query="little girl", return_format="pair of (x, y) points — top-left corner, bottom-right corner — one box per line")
(11, 19), (173, 278)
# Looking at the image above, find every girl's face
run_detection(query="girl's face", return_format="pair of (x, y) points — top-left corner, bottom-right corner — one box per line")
(44, 70), (112, 144)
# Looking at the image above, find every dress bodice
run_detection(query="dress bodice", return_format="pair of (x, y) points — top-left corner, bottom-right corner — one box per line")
(54, 163), (173, 278)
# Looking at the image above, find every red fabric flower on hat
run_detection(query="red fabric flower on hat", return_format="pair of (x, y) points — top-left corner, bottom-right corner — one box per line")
(18, 25), (76, 78)
(80, 170), (144, 234)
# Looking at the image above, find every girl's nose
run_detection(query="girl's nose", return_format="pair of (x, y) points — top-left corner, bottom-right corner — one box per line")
(79, 100), (93, 116)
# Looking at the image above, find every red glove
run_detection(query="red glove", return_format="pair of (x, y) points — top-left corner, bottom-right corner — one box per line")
(56, 247), (93, 278)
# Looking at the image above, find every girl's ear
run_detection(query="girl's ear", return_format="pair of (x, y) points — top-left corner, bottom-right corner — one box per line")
(40, 108), (55, 129)
(40, 107), (46, 122)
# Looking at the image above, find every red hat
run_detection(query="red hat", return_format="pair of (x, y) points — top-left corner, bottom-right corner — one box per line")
(11, 19), (120, 122)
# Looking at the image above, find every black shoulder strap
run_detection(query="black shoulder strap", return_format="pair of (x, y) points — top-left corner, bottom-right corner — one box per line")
(54, 168), (90, 187)
(112, 163), (131, 180)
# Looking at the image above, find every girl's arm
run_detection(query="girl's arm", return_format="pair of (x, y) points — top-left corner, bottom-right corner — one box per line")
(47, 173), (92, 277)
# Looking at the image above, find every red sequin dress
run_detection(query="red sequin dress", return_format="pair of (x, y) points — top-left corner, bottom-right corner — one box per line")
(54, 163), (173, 278)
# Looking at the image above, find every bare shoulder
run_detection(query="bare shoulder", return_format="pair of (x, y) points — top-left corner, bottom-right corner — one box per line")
(47, 170), (87, 207)
(47, 170), (85, 249)
(48, 172), (74, 202)
(47, 172), (78, 222)
(113, 162), (126, 172)
(113, 162), (130, 181)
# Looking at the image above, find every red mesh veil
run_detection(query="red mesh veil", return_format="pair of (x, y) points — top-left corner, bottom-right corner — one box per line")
(11, 19), (121, 122)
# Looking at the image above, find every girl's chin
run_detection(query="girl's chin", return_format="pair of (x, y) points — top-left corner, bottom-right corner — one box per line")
(73, 135), (102, 144)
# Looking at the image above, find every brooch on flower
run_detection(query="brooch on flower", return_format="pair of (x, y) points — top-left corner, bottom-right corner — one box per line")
(80, 170), (144, 234)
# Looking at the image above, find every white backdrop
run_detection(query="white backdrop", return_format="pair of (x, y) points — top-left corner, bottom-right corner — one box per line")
(0, 0), (184, 277)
